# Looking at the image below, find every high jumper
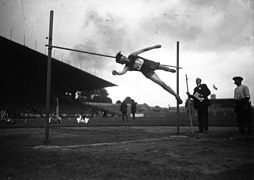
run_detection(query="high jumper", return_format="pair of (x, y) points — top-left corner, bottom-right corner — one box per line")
(112, 45), (183, 104)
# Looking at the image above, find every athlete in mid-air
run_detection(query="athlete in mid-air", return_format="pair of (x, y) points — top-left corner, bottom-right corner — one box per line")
(112, 45), (183, 104)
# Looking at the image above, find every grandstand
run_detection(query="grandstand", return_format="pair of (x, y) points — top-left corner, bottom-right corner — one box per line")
(0, 36), (116, 118)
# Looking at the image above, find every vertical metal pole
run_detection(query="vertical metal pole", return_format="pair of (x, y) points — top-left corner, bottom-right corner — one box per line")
(44, 10), (54, 145)
(176, 41), (180, 135)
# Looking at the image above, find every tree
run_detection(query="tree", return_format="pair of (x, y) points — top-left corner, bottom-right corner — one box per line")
(97, 88), (109, 97)
(77, 88), (112, 103)
(92, 96), (112, 103)
(124, 96), (133, 104)
(116, 100), (122, 104)
(92, 88), (112, 103)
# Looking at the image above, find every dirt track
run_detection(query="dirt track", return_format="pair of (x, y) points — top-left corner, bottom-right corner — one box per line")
(0, 126), (253, 179)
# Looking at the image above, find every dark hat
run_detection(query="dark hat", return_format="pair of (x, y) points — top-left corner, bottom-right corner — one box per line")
(233, 76), (243, 81)
(115, 51), (123, 63)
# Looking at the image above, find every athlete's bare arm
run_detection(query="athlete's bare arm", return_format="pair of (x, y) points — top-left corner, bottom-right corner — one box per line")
(112, 66), (129, 75)
(130, 45), (161, 56)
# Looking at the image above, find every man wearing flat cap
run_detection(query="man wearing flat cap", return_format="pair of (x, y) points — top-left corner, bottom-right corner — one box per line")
(233, 76), (252, 135)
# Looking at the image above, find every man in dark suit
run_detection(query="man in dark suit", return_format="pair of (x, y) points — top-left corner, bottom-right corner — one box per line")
(187, 78), (211, 133)
(120, 100), (128, 122)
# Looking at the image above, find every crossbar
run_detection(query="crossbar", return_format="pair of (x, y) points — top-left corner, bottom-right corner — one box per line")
(165, 64), (183, 69)
(46, 44), (183, 69)
(46, 44), (115, 59)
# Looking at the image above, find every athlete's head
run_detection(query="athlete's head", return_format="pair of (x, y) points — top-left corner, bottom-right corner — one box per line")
(115, 51), (123, 63)
(115, 51), (128, 64)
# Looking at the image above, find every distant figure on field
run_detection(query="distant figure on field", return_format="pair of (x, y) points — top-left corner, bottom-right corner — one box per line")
(233, 76), (252, 136)
(120, 100), (128, 121)
(103, 108), (108, 118)
(131, 100), (137, 120)
(77, 114), (89, 124)
(112, 45), (183, 104)
(0, 109), (8, 121)
(187, 78), (211, 133)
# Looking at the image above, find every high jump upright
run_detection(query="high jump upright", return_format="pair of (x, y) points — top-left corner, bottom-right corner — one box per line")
(45, 10), (54, 145)
(176, 41), (180, 135)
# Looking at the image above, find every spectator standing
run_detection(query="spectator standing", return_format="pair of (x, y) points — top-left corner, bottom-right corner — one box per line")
(233, 76), (252, 135)
(103, 108), (108, 118)
(131, 100), (137, 120)
(120, 100), (128, 122)
(187, 78), (211, 133)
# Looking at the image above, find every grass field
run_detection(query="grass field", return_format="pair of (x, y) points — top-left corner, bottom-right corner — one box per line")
(0, 121), (253, 179)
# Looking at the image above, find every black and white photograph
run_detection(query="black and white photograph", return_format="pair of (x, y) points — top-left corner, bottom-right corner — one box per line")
(0, 0), (253, 179)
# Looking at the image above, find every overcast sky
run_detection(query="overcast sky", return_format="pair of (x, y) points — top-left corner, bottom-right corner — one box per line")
(0, 0), (253, 107)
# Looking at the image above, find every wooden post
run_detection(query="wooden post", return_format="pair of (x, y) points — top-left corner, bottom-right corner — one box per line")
(176, 41), (180, 135)
(44, 10), (54, 145)
(185, 74), (194, 133)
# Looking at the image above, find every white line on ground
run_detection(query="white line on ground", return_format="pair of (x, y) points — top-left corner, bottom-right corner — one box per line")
(32, 135), (188, 150)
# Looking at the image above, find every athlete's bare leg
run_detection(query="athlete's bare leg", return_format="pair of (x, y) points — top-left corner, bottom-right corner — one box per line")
(148, 72), (183, 104)
(157, 64), (176, 73)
